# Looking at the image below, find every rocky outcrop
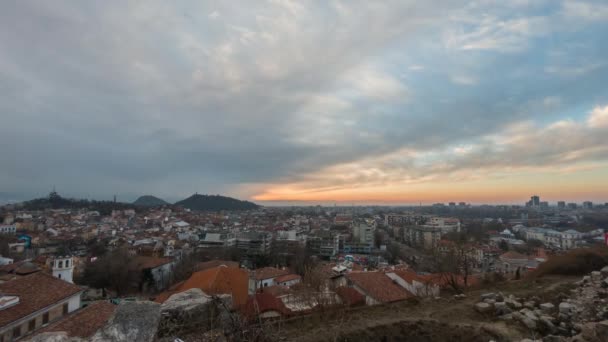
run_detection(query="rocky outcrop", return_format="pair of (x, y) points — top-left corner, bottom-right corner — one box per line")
(477, 267), (608, 342)
(157, 289), (233, 338)
(91, 301), (161, 342)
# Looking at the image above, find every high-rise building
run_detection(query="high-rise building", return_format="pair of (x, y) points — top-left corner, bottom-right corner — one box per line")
(557, 201), (566, 209)
(531, 195), (540, 207)
(583, 201), (593, 209)
(567, 203), (578, 209)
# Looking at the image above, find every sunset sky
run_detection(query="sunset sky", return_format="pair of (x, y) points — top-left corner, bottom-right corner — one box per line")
(1, 1), (608, 205)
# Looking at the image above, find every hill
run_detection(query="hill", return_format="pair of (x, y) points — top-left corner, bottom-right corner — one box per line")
(175, 194), (259, 211)
(20, 191), (137, 215)
(133, 195), (168, 207)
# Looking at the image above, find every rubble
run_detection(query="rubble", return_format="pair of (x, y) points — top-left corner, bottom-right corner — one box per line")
(473, 267), (608, 341)
(475, 302), (492, 313)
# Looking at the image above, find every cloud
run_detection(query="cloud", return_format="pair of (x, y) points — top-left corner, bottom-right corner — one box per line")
(0, 1), (607, 203)
(587, 105), (608, 128)
(562, 0), (608, 22)
(450, 75), (478, 85)
(254, 106), (608, 201)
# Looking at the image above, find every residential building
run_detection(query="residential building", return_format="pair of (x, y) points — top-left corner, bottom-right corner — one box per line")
(352, 219), (376, 245)
(250, 267), (289, 290)
(385, 270), (440, 298)
(274, 274), (302, 287)
(197, 231), (236, 248)
(345, 271), (412, 305)
(496, 251), (530, 275)
(236, 231), (272, 256)
(0, 225), (16, 235)
(155, 266), (249, 308)
(0, 272), (83, 341)
(32, 301), (116, 340)
(135, 256), (174, 291)
(307, 230), (340, 258)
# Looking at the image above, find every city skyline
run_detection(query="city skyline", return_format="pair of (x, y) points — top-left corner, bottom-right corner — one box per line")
(1, 1), (608, 204)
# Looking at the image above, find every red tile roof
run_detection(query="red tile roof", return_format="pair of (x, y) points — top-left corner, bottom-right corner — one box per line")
(335, 286), (365, 306)
(274, 274), (301, 284)
(500, 251), (528, 260)
(155, 266), (249, 308)
(346, 272), (412, 303)
(36, 301), (116, 338)
(243, 293), (290, 320)
(0, 272), (83, 327)
(135, 256), (173, 270)
(196, 260), (239, 271)
(253, 267), (289, 281)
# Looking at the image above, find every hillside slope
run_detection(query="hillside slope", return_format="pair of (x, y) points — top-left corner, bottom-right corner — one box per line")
(175, 194), (259, 211)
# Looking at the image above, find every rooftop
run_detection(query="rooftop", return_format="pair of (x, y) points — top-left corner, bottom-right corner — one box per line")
(36, 301), (117, 338)
(346, 271), (412, 303)
(0, 272), (83, 327)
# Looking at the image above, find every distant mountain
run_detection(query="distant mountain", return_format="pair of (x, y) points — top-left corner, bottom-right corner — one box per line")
(133, 195), (168, 207)
(20, 191), (137, 215)
(175, 194), (259, 211)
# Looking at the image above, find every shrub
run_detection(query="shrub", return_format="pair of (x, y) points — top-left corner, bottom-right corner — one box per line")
(533, 247), (608, 277)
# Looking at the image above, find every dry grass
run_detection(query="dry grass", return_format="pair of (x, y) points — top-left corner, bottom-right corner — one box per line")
(533, 246), (608, 277)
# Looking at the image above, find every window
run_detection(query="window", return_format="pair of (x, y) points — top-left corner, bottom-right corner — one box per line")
(65, 260), (70, 267)
(58, 261), (63, 268)
(42, 312), (49, 324)
(58, 274), (62, 279)
(12, 327), (20, 338)
(28, 319), (35, 331)
(63, 303), (69, 315)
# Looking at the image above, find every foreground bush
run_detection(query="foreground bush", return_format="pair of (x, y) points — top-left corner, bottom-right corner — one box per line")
(534, 247), (608, 277)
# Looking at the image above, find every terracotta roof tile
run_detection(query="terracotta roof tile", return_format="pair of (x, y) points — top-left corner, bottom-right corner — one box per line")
(335, 286), (365, 306)
(196, 260), (239, 271)
(346, 272), (412, 303)
(36, 301), (116, 338)
(243, 293), (290, 319)
(253, 267), (289, 281)
(274, 274), (301, 283)
(155, 266), (248, 308)
(0, 272), (83, 327)
(135, 256), (173, 270)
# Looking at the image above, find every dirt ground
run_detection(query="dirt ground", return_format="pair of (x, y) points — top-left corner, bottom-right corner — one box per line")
(271, 275), (579, 342)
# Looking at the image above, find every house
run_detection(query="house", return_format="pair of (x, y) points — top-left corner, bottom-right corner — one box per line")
(243, 293), (291, 321)
(345, 271), (412, 305)
(497, 251), (529, 275)
(135, 256), (174, 291)
(0, 272), (83, 341)
(274, 274), (301, 287)
(33, 301), (116, 340)
(0, 225), (16, 235)
(155, 266), (249, 308)
(385, 270), (440, 298)
(335, 286), (365, 306)
(196, 260), (239, 272)
(250, 267), (289, 290)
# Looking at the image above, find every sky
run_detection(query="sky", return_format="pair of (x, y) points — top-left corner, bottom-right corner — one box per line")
(1, 0), (608, 205)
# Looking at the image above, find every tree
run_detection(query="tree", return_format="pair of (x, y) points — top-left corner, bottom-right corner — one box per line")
(80, 248), (141, 296)
(498, 240), (509, 252)
(384, 242), (402, 264)
(433, 241), (476, 293)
